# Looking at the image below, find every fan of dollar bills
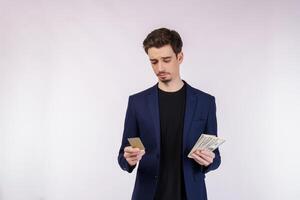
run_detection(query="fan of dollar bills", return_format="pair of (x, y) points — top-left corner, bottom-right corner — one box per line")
(188, 134), (225, 158)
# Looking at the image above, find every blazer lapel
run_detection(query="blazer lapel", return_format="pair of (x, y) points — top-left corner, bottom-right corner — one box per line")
(147, 83), (161, 151)
(182, 81), (197, 152)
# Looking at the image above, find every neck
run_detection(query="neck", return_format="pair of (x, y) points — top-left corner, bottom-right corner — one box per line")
(158, 77), (184, 92)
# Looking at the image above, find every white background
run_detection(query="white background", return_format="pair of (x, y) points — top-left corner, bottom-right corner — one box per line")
(0, 0), (299, 199)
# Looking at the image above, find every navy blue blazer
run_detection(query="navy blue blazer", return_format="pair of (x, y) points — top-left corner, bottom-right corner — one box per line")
(118, 80), (221, 200)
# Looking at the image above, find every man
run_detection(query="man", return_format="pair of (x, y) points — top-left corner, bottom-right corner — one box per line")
(117, 28), (221, 200)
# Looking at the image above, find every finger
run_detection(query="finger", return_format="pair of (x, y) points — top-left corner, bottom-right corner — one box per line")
(133, 147), (141, 152)
(199, 149), (215, 158)
(128, 157), (140, 164)
(135, 154), (144, 160)
(124, 146), (133, 152)
(192, 153), (209, 166)
(124, 146), (139, 153)
(196, 149), (214, 160)
(128, 153), (140, 158)
(195, 150), (208, 159)
(124, 146), (140, 153)
(140, 150), (146, 156)
(195, 151), (213, 163)
(135, 151), (145, 160)
(199, 154), (213, 164)
(124, 152), (139, 158)
(192, 152), (204, 165)
(192, 153), (208, 166)
(128, 158), (139, 163)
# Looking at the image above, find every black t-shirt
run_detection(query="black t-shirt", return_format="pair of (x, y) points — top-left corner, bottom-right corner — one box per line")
(154, 82), (187, 200)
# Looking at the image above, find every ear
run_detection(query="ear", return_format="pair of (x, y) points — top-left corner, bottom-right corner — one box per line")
(177, 52), (184, 64)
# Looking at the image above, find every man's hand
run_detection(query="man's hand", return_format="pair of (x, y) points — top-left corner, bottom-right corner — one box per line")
(191, 149), (215, 167)
(124, 146), (145, 166)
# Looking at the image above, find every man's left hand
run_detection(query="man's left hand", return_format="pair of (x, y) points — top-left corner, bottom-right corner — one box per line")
(191, 149), (215, 167)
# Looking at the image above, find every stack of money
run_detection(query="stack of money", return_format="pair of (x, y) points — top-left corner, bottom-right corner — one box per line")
(188, 134), (225, 158)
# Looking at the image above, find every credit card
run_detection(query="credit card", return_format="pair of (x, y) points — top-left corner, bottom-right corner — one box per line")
(128, 137), (145, 150)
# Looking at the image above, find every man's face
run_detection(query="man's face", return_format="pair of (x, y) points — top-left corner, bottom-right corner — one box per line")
(147, 44), (183, 83)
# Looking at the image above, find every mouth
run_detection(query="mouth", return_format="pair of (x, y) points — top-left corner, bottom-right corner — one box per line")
(158, 73), (168, 77)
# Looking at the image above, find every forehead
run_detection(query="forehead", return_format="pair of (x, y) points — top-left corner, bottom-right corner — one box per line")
(148, 44), (175, 59)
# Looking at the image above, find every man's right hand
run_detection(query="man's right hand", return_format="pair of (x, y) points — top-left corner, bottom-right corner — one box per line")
(123, 146), (145, 166)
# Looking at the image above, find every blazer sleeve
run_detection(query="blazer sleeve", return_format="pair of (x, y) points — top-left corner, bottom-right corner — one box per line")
(202, 96), (222, 174)
(117, 95), (139, 173)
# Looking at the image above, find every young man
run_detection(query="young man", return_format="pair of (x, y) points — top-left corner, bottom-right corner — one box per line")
(118, 28), (221, 200)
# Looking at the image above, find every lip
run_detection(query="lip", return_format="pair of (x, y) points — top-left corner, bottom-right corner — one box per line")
(158, 73), (168, 77)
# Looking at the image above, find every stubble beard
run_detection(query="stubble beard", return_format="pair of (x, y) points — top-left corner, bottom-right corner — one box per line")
(159, 77), (172, 83)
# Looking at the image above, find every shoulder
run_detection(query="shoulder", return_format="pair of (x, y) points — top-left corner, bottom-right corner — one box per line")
(188, 83), (216, 102)
(128, 84), (156, 101)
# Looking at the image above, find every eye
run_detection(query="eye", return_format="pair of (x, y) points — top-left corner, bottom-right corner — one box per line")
(163, 60), (171, 63)
(151, 61), (158, 64)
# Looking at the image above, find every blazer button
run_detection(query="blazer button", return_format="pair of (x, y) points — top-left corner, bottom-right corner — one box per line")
(154, 175), (158, 179)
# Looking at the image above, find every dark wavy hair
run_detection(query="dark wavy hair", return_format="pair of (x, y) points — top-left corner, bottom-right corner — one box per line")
(143, 27), (183, 57)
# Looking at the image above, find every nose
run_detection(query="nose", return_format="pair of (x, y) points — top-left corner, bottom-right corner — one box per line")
(158, 61), (164, 71)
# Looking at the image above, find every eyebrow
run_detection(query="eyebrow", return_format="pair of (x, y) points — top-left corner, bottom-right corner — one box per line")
(149, 56), (172, 61)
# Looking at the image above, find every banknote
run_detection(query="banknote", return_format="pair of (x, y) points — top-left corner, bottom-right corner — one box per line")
(188, 134), (225, 158)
